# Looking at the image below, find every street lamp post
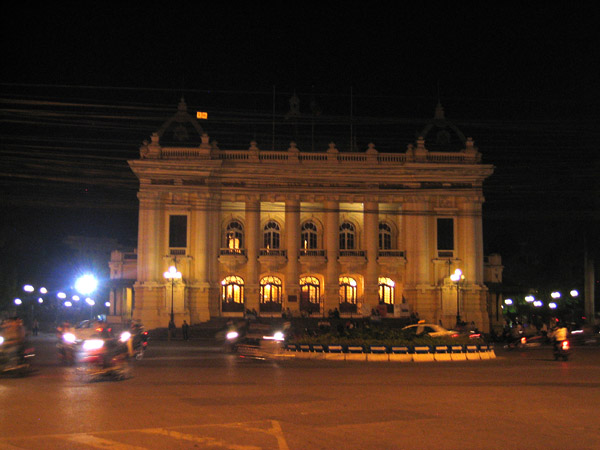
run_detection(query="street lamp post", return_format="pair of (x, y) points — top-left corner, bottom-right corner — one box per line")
(450, 269), (465, 326)
(164, 266), (182, 338)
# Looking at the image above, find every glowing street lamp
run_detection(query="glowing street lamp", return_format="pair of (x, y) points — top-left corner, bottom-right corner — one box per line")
(504, 298), (513, 305)
(450, 268), (465, 326)
(23, 285), (34, 293)
(57, 292), (67, 299)
(570, 290), (579, 298)
(549, 302), (557, 309)
(525, 295), (535, 303)
(14, 298), (22, 305)
(164, 265), (182, 327)
(75, 274), (98, 296)
(551, 292), (561, 299)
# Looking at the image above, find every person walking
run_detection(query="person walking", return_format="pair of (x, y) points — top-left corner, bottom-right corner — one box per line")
(168, 319), (176, 340)
(182, 320), (190, 340)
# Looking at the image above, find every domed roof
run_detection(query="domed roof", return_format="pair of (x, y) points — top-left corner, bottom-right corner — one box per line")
(156, 98), (205, 147)
(418, 103), (466, 152)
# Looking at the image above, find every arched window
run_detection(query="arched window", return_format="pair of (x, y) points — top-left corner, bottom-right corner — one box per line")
(339, 222), (355, 250)
(339, 276), (357, 304)
(378, 277), (395, 305)
(226, 220), (244, 250)
(301, 221), (318, 249)
(221, 276), (244, 312)
(300, 276), (320, 313)
(263, 221), (280, 249)
(260, 276), (282, 307)
(379, 222), (392, 250)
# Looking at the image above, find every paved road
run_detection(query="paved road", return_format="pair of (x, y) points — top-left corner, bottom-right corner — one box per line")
(1, 334), (599, 449)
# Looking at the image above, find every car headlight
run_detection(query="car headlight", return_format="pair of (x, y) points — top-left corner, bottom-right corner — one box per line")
(119, 331), (131, 342)
(82, 339), (104, 351)
(63, 333), (76, 344)
(0, 336), (4, 345)
(226, 331), (239, 340)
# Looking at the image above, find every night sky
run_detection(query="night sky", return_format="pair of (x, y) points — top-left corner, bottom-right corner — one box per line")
(1, 4), (598, 300)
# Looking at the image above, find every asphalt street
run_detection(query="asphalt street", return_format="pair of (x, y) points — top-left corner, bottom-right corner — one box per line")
(1, 334), (599, 449)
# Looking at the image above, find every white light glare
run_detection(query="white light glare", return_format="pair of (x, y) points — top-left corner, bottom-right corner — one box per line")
(85, 298), (95, 306)
(525, 296), (534, 302)
(105, 302), (111, 307)
(551, 292), (561, 299)
(37, 298), (43, 304)
(39, 287), (47, 294)
(14, 298), (22, 305)
(75, 274), (98, 295)
(549, 302), (557, 309)
(64, 301), (72, 307)
(533, 300), (543, 307)
(504, 299), (513, 305)
(23, 285), (34, 292)
(570, 290), (579, 297)
(57, 292), (67, 299)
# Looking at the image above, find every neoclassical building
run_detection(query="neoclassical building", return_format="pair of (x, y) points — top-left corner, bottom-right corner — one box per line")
(128, 100), (494, 330)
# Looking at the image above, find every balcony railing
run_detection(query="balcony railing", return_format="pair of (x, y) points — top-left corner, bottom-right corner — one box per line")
(299, 249), (326, 257)
(378, 250), (406, 258)
(339, 250), (366, 257)
(169, 248), (186, 256)
(220, 248), (247, 256)
(259, 249), (287, 257)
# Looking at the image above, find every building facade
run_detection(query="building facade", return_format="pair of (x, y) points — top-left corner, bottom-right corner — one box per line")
(128, 100), (494, 330)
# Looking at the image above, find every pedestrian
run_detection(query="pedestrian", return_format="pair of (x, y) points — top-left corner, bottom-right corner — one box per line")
(182, 320), (189, 340)
(168, 319), (176, 339)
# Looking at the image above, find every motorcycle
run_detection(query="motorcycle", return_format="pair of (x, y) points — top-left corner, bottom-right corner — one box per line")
(74, 329), (134, 382)
(553, 340), (571, 361)
(0, 335), (35, 376)
(57, 331), (77, 365)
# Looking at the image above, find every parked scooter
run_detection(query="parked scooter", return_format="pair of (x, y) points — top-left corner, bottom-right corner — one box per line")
(553, 340), (571, 361)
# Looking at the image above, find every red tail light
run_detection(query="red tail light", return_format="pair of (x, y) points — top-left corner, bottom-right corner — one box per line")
(521, 337), (527, 344)
(95, 327), (103, 332)
(143, 331), (148, 335)
(562, 341), (570, 351)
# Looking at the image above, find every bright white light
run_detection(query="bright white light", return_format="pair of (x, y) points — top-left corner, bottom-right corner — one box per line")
(14, 298), (22, 305)
(105, 301), (110, 307)
(119, 331), (131, 342)
(75, 274), (98, 295)
(551, 292), (561, 299)
(533, 300), (543, 307)
(226, 331), (239, 340)
(570, 290), (579, 297)
(23, 285), (34, 293)
(57, 292), (66, 299)
(37, 298), (43, 304)
(85, 298), (95, 306)
(72, 295), (80, 301)
(39, 287), (47, 294)
(504, 299), (513, 305)
(63, 333), (76, 343)
(525, 295), (534, 302)
(64, 301), (72, 307)
(450, 268), (463, 282)
(82, 339), (104, 351)
(164, 266), (182, 280)
(549, 302), (557, 309)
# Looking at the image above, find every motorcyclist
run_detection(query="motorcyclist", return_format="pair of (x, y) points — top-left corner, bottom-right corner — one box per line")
(550, 322), (568, 350)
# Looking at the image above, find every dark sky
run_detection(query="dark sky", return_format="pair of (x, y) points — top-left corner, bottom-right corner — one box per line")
(1, 4), (598, 293)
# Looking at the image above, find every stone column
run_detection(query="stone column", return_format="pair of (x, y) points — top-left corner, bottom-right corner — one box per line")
(189, 197), (210, 323)
(324, 200), (339, 315)
(285, 198), (300, 313)
(207, 196), (221, 317)
(245, 198), (260, 313)
(364, 200), (379, 314)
